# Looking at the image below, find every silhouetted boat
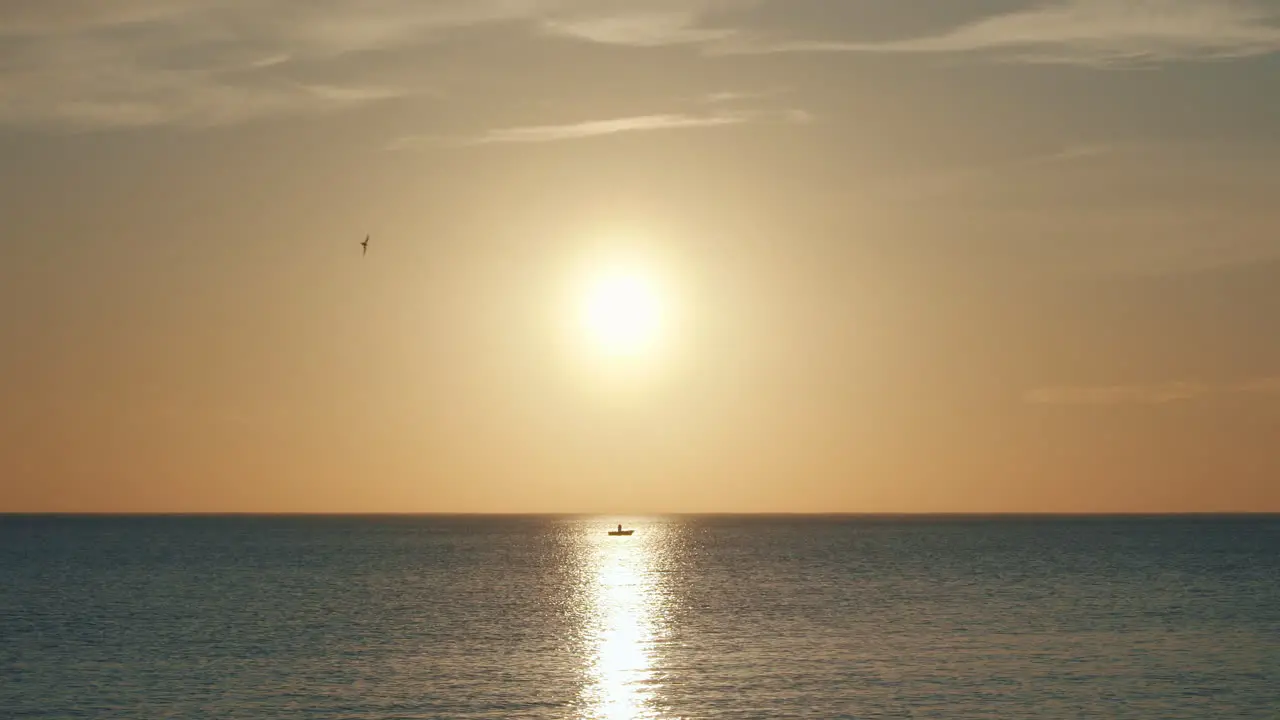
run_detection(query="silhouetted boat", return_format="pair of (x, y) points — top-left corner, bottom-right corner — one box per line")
(607, 524), (634, 536)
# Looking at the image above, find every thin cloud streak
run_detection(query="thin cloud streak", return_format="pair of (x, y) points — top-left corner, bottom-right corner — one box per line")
(542, 11), (736, 47)
(723, 0), (1280, 67)
(1026, 377), (1280, 406)
(479, 114), (741, 143)
(391, 108), (809, 148)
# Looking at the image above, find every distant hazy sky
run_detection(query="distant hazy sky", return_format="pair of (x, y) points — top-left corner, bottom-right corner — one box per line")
(3, 0), (1279, 513)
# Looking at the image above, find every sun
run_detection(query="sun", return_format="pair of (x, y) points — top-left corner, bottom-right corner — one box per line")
(577, 260), (666, 359)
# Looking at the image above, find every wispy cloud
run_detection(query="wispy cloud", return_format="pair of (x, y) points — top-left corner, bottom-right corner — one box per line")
(702, 87), (794, 105)
(477, 113), (742, 143)
(706, 90), (759, 103)
(391, 107), (809, 148)
(1032, 143), (1117, 163)
(542, 11), (735, 47)
(0, 0), (751, 130)
(538, 0), (758, 47)
(727, 0), (1280, 67)
(12, 0), (1277, 131)
(0, 0), (473, 129)
(1026, 377), (1280, 405)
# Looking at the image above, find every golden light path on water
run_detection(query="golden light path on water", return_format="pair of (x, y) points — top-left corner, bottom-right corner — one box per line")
(577, 521), (670, 720)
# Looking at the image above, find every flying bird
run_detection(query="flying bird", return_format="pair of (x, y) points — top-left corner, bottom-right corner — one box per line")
(360, 235), (369, 256)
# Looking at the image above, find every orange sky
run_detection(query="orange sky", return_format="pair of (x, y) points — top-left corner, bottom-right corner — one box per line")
(2, 1), (1279, 512)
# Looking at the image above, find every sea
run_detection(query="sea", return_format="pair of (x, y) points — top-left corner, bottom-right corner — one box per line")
(2, 515), (1278, 719)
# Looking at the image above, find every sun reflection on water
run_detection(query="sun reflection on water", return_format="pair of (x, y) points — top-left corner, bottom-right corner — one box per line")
(578, 522), (668, 720)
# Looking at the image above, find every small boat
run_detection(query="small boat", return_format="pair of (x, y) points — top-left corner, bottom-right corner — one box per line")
(607, 524), (634, 536)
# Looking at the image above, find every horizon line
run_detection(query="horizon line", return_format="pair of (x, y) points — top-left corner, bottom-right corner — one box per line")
(3, 511), (1278, 518)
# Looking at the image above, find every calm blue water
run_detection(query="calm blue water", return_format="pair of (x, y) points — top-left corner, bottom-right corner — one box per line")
(2, 515), (1278, 718)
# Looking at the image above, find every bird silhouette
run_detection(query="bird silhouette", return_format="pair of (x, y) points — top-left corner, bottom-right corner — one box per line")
(360, 235), (369, 256)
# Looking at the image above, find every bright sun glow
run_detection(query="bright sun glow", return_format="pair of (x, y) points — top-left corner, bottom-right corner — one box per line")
(578, 262), (666, 358)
